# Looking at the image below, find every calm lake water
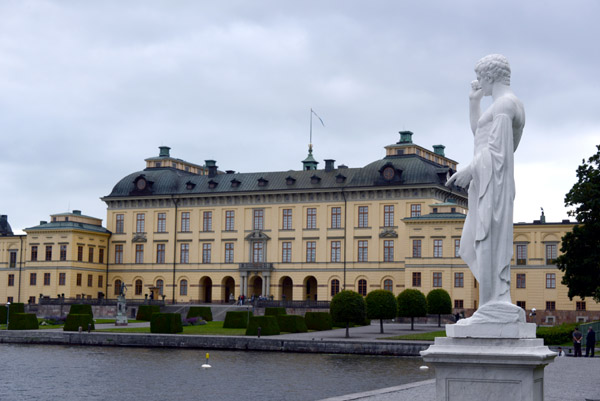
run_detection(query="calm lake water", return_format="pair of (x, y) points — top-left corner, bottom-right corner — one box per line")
(0, 344), (433, 401)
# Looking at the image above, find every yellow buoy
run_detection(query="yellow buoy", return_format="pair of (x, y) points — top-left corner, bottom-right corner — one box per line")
(202, 352), (211, 369)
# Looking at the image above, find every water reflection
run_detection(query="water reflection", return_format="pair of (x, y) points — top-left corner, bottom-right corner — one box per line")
(0, 344), (433, 401)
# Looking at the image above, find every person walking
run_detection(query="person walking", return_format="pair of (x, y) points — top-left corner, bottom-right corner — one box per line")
(585, 327), (596, 357)
(573, 327), (583, 357)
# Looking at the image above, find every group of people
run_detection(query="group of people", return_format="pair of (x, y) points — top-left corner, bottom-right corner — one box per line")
(229, 294), (273, 305)
(572, 326), (596, 357)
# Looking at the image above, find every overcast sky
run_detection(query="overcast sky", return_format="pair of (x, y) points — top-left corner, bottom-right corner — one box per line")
(1, 0), (598, 233)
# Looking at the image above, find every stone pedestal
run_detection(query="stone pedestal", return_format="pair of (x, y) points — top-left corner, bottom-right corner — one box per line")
(421, 336), (556, 401)
(115, 295), (128, 326)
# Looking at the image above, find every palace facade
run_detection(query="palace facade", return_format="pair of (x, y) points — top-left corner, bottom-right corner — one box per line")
(1, 132), (597, 323)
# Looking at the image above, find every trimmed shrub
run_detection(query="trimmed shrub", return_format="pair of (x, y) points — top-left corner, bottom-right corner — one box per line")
(63, 314), (95, 331)
(4, 303), (25, 322)
(330, 290), (367, 338)
(150, 313), (183, 334)
(264, 307), (287, 316)
(426, 289), (452, 327)
(186, 306), (213, 321)
(276, 315), (308, 333)
(223, 311), (253, 328)
(397, 289), (427, 330)
(366, 290), (398, 334)
(245, 316), (280, 336)
(537, 323), (578, 345)
(8, 313), (39, 330)
(69, 304), (94, 318)
(136, 305), (161, 321)
(305, 312), (333, 331)
(0, 307), (6, 324)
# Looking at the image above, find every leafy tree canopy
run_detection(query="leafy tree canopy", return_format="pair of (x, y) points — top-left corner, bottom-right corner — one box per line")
(397, 289), (427, 318)
(556, 145), (600, 302)
(426, 289), (452, 315)
(365, 290), (397, 320)
(330, 290), (366, 325)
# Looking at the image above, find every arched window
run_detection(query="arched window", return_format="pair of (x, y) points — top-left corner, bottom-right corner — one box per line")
(384, 279), (393, 292)
(358, 279), (367, 296)
(135, 279), (143, 295)
(330, 279), (340, 297)
(180, 279), (188, 296)
(114, 279), (122, 296)
(156, 279), (164, 296)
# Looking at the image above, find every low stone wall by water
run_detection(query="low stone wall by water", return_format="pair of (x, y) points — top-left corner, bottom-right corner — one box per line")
(0, 331), (428, 356)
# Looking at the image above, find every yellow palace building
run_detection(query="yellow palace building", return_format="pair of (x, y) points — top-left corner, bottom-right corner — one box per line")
(1, 132), (598, 324)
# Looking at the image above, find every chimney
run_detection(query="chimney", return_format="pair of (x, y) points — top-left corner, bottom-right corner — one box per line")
(159, 146), (171, 157)
(397, 131), (413, 144)
(324, 159), (335, 172)
(225, 170), (235, 175)
(433, 145), (445, 157)
(205, 160), (218, 178)
(73, 210), (82, 215)
(40, 221), (47, 225)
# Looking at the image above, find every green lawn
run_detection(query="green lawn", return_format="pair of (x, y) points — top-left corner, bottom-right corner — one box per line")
(381, 330), (446, 341)
(97, 321), (246, 336)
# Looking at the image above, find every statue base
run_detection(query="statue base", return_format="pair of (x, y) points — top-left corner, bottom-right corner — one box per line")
(421, 337), (555, 401)
(448, 301), (536, 338)
(115, 295), (128, 326)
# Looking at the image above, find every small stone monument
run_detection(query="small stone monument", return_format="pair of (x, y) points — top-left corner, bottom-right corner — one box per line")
(115, 283), (128, 326)
(421, 55), (555, 401)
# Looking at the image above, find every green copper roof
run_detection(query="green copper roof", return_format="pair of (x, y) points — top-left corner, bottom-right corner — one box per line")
(25, 221), (111, 234)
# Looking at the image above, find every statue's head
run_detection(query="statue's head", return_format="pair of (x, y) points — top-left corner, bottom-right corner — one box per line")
(475, 54), (511, 85)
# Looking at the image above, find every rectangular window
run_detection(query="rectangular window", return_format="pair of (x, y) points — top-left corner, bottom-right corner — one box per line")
(181, 212), (190, 232)
(76, 273), (82, 286)
(454, 299), (464, 309)
(412, 240), (422, 258)
(331, 207), (341, 229)
(330, 241), (341, 262)
(156, 244), (166, 264)
(8, 274), (14, 287)
(454, 239), (461, 258)
(282, 242), (292, 263)
(9, 250), (17, 268)
(202, 243), (211, 264)
(252, 242), (264, 263)
(136, 213), (145, 233)
(383, 205), (394, 227)
(411, 204), (421, 217)
(253, 209), (264, 230)
(576, 301), (586, 311)
(433, 239), (443, 258)
(88, 247), (94, 263)
(412, 272), (421, 287)
(45, 245), (52, 261)
(546, 273), (556, 289)
(99, 248), (104, 264)
(59, 273), (66, 286)
(516, 244), (527, 265)
(224, 243), (234, 263)
(77, 246), (83, 262)
(516, 273), (526, 288)
(135, 244), (144, 264)
(157, 213), (167, 232)
(44, 273), (51, 286)
(115, 214), (124, 233)
(454, 272), (464, 288)
(433, 272), (442, 287)
(180, 243), (189, 264)
(98, 275), (103, 288)
(306, 241), (316, 263)
(225, 210), (235, 231)
(306, 208), (317, 229)
(31, 246), (38, 261)
(383, 240), (394, 262)
(60, 245), (67, 261)
(87, 274), (93, 287)
(545, 244), (557, 264)
(30, 273), (36, 286)
(546, 301), (556, 311)
(358, 240), (368, 262)
(358, 206), (368, 228)
(282, 209), (293, 230)
(516, 301), (526, 309)
(203, 211), (212, 231)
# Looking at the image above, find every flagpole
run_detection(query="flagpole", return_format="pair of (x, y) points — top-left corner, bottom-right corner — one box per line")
(309, 108), (313, 147)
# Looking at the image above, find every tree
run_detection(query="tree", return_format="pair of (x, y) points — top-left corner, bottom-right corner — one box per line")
(365, 290), (397, 334)
(330, 290), (366, 338)
(556, 145), (600, 302)
(397, 289), (427, 330)
(426, 289), (452, 327)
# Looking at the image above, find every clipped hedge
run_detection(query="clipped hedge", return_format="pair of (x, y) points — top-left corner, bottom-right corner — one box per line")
(69, 304), (94, 318)
(0, 307), (5, 324)
(186, 306), (213, 321)
(246, 316), (280, 336)
(150, 313), (183, 334)
(304, 312), (333, 331)
(63, 314), (95, 331)
(536, 323), (578, 345)
(223, 311), (253, 328)
(276, 315), (308, 333)
(264, 307), (287, 316)
(8, 313), (39, 330)
(136, 305), (161, 321)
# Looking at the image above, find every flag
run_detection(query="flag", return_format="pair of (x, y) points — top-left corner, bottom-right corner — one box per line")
(311, 108), (325, 127)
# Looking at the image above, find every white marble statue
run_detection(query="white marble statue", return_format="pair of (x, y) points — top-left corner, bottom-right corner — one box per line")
(447, 54), (526, 326)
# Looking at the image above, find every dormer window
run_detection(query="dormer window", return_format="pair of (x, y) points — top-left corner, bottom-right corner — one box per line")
(231, 179), (241, 188)
(155, 162), (161, 168)
(208, 180), (218, 189)
(285, 176), (296, 185)
(310, 175), (321, 184)
(135, 176), (147, 191)
(185, 181), (196, 190)
(172, 162), (177, 168)
(258, 178), (268, 187)
(335, 174), (346, 183)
